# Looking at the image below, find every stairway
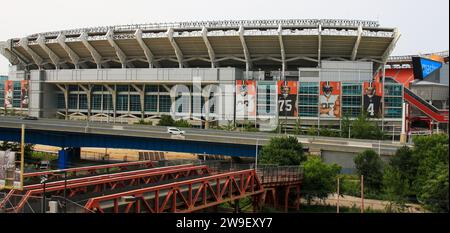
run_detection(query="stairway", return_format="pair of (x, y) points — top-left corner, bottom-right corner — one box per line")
(403, 87), (448, 123)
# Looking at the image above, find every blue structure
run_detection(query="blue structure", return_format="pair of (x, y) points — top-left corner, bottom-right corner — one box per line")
(58, 148), (81, 169)
(0, 127), (259, 159)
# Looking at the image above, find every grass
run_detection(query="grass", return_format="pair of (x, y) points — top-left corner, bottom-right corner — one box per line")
(296, 204), (383, 213)
(31, 151), (58, 161)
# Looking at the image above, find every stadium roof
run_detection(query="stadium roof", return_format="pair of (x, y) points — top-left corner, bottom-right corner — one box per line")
(0, 19), (399, 70)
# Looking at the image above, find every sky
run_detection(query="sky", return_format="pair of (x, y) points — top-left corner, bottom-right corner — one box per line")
(0, 0), (448, 75)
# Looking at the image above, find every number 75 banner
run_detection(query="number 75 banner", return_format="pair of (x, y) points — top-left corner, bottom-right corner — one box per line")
(277, 81), (298, 117)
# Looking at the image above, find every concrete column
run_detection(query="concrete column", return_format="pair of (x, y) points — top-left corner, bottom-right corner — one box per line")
(141, 85), (146, 120)
(104, 84), (117, 123)
(56, 84), (69, 120)
(79, 84), (92, 120)
(58, 147), (80, 169)
(64, 86), (69, 120)
(400, 102), (407, 143)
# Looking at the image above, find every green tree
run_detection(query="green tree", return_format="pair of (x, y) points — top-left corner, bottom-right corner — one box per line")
(412, 134), (449, 212)
(157, 115), (175, 126)
(242, 121), (258, 132)
(319, 127), (339, 137)
(306, 126), (318, 136)
(350, 113), (385, 140)
(382, 146), (416, 210)
(293, 119), (302, 135)
(223, 120), (236, 131)
(259, 136), (306, 166)
(382, 165), (410, 211)
(135, 119), (153, 125)
(302, 157), (341, 203)
(174, 119), (192, 128)
(388, 146), (417, 193)
(341, 115), (351, 138)
(415, 163), (448, 213)
(354, 149), (384, 192)
(0, 142), (34, 160)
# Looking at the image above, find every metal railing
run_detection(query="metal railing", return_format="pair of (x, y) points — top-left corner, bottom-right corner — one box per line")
(154, 159), (255, 173)
(256, 165), (304, 185)
(27, 19), (381, 38)
(404, 88), (443, 113)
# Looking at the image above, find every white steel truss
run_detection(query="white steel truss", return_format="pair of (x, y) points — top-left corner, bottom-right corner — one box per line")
(19, 37), (43, 67)
(57, 33), (87, 69)
(351, 26), (363, 61)
(238, 25), (252, 71)
(201, 27), (217, 68)
(167, 27), (186, 68)
(134, 29), (159, 68)
(106, 29), (129, 68)
(37, 35), (62, 68)
(278, 25), (286, 77)
(80, 32), (103, 68)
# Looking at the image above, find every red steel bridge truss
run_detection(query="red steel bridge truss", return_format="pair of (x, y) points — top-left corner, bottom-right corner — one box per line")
(0, 161), (303, 213)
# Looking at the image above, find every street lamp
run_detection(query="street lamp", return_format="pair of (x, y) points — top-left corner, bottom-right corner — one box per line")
(255, 139), (259, 171)
(55, 170), (68, 213)
(281, 83), (290, 135)
(107, 98), (110, 123)
(40, 175), (48, 213)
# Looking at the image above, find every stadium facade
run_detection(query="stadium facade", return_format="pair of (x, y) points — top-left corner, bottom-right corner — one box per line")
(1, 19), (446, 136)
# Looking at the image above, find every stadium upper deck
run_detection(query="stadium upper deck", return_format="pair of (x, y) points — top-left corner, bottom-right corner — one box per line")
(0, 19), (399, 71)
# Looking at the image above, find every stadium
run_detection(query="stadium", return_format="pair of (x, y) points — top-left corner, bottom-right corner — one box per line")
(0, 19), (448, 139)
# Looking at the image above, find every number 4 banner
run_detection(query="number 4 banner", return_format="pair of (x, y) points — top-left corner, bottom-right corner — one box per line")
(277, 81), (298, 117)
(363, 82), (382, 118)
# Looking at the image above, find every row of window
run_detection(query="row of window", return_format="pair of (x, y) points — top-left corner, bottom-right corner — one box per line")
(68, 85), (163, 93)
(58, 93), (403, 119)
(257, 84), (277, 115)
(59, 94), (172, 113)
(55, 81), (403, 119)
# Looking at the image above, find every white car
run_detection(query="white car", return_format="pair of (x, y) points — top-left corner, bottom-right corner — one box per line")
(167, 127), (186, 135)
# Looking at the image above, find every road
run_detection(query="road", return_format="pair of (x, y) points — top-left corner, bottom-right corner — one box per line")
(0, 116), (408, 155)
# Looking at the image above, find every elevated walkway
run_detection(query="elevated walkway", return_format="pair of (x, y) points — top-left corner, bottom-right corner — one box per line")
(403, 88), (448, 123)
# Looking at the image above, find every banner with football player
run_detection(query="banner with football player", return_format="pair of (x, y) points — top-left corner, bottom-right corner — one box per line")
(4, 80), (13, 109)
(21, 80), (29, 109)
(319, 81), (341, 118)
(363, 81), (382, 118)
(277, 81), (298, 117)
(235, 80), (256, 119)
(0, 150), (21, 190)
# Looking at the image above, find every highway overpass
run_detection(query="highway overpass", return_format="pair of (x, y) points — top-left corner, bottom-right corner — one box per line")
(0, 116), (408, 158)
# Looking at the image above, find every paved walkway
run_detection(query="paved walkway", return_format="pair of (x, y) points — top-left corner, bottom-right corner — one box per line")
(303, 194), (426, 213)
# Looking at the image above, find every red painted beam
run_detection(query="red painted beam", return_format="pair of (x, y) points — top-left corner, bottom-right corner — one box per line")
(84, 169), (264, 213)
(405, 92), (448, 123)
(11, 165), (210, 213)
(24, 160), (156, 179)
(23, 164), (196, 191)
(28, 165), (208, 194)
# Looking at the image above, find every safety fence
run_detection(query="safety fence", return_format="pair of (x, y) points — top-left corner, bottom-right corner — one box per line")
(256, 165), (304, 185)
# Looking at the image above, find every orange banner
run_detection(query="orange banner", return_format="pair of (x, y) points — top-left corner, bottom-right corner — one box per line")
(277, 81), (298, 117)
(4, 80), (13, 108)
(21, 80), (29, 108)
(236, 80), (256, 118)
(319, 81), (341, 118)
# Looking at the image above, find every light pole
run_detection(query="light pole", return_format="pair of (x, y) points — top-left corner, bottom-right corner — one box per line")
(107, 98), (110, 123)
(281, 82), (290, 135)
(255, 139), (259, 171)
(64, 171), (67, 213)
(55, 170), (68, 213)
(40, 175), (48, 213)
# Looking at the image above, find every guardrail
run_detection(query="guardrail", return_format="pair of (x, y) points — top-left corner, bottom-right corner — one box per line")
(256, 165), (304, 185)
